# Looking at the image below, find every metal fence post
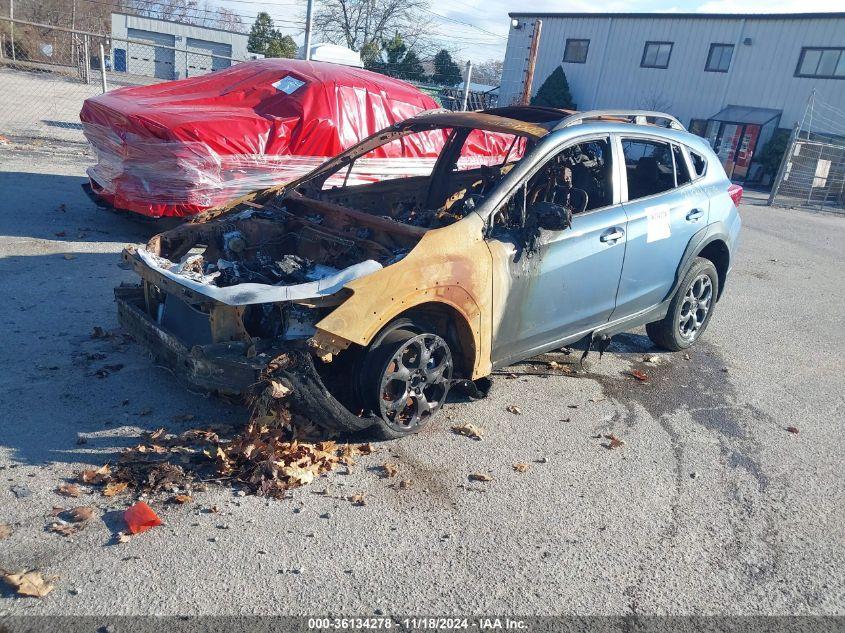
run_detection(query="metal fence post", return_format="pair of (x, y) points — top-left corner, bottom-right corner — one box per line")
(83, 34), (90, 83)
(462, 61), (473, 112)
(9, 0), (15, 62)
(99, 41), (108, 92)
(767, 122), (799, 206)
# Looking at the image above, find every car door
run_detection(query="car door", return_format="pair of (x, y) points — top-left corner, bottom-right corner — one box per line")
(488, 135), (628, 367)
(612, 135), (710, 319)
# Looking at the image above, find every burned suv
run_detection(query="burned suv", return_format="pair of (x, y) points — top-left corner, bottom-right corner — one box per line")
(118, 107), (742, 438)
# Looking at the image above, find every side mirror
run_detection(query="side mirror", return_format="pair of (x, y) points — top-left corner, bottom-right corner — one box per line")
(530, 201), (572, 232)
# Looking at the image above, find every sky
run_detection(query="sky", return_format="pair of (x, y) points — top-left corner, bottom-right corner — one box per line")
(220, 0), (845, 62)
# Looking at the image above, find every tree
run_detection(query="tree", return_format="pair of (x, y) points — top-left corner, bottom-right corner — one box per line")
(248, 12), (296, 58)
(266, 34), (297, 59)
(471, 59), (503, 86)
(313, 0), (432, 57)
(757, 129), (791, 177)
(365, 34), (424, 81)
(397, 50), (425, 81)
(248, 12), (277, 55)
(430, 49), (462, 86)
(531, 66), (575, 109)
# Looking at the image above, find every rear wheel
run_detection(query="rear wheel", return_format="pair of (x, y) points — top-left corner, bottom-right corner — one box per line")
(362, 321), (454, 439)
(646, 257), (719, 351)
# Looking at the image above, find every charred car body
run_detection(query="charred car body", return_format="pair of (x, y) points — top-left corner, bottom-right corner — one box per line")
(118, 107), (742, 438)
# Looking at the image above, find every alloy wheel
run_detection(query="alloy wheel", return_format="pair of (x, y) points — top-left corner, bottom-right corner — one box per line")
(678, 273), (713, 341)
(377, 333), (453, 431)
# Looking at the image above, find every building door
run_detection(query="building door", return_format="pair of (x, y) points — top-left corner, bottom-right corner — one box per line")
(710, 122), (761, 181)
(127, 28), (175, 80)
(186, 38), (232, 76)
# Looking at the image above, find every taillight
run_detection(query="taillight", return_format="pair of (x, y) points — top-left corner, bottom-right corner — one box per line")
(728, 184), (743, 207)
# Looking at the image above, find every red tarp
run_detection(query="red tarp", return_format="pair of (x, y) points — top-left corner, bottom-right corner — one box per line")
(80, 59), (514, 218)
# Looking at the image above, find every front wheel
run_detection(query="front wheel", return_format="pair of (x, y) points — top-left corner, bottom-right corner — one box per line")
(646, 257), (719, 351)
(362, 323), (454, 439)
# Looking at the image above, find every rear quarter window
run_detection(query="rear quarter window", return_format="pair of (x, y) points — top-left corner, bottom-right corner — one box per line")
(688, 149), (707, 179)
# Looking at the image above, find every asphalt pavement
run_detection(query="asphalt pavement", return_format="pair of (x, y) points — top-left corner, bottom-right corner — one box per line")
(0, 139), (843, 617)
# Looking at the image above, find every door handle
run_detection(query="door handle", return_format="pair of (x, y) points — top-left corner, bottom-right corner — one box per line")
(686, 208), (704, 222)
(600, 227), (625, 243)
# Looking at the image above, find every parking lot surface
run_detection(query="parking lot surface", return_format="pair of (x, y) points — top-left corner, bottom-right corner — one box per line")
(0, 139), (843, 616)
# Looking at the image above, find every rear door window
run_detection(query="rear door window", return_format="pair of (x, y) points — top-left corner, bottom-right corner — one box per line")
(622, 138), (684, 200)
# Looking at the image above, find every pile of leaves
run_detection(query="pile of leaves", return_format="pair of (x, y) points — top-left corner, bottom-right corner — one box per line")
(77, 422), (375, 500)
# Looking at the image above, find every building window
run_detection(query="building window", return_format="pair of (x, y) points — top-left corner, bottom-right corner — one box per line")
(641, 41), (673, 69)
(563, 39), (590, 64)
(705, 43), (734, 73)
(795, 47), (845, 79)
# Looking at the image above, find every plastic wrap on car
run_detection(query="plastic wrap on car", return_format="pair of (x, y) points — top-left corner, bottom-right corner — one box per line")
(79, 59), (519, 218)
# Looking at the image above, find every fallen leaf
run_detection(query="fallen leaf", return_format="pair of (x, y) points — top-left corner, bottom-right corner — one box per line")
(68, 506), (94, 523)
(348, 494), (366, 506)
(357, 443), (375, 455)
(267, 380), (291, 399)
(468, 473), (492, 482)
(604, 434), (624, 450)
(0, 524), (11, 540)
(642, 354), (662, 364)
(102, 482), (128, 497)
(381, 463), (399, 478)
(399, 479), (413, 490)
(548, 361), (560, 369)
(451, 423), (484, 440)
(2, 570), (54, 598)
(786, 426), (800, 434)
(56, 483), (81, 498)
(79, 464), (111, 485)
(512, 463), (529, 473)
(167, 494), (193, 504)
(280, 465), (315, 487)
(49, 522), (82, 537)
(506, 405), (522, 415)
(630, 370), (649, 382)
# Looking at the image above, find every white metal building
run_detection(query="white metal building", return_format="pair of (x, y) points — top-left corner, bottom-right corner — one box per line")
(110, 13), (250, 81)
(500, 12), (845, 181)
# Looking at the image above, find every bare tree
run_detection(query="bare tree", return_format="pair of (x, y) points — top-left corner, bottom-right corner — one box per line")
(470, 59), (503, 86)
(313, 0), (433, 58)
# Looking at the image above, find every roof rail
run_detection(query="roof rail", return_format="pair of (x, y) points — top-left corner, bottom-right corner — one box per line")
(555, 110), (686, 131)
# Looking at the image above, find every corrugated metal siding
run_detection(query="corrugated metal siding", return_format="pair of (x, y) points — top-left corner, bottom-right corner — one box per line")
(499, 15), (845, 133)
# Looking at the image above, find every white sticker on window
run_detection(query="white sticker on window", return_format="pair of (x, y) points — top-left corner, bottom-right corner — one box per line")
(272, 76), (305, 94)
(646, 204), (671, 243)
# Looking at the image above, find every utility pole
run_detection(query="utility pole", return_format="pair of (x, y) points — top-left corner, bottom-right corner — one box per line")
(519, 19), (542, 105)
(303, 0), (313, 61)
(461, 60), (473, 111)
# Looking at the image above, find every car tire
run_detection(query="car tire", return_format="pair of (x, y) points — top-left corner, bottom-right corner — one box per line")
(361, 319), (454, 440)
(646, 257), (719, 352)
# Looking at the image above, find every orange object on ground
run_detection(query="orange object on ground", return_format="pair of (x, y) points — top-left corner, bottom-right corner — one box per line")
(123, 501), (162, 534)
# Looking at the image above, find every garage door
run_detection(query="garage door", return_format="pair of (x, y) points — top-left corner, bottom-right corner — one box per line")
(127, 28), (175, 80)
(186, 38), (232, 76)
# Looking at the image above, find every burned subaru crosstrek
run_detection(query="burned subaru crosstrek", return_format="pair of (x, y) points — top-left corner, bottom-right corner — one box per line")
(117, 107), (742, 438)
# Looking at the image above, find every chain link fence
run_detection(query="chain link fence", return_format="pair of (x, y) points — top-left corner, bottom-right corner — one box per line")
(0, 16), (241, 142)
(769, 94), (845, 214)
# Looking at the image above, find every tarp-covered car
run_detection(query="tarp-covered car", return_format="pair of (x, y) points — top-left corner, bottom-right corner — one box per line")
(81, 59), (504, 218)
(117, 107), (741, 439)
